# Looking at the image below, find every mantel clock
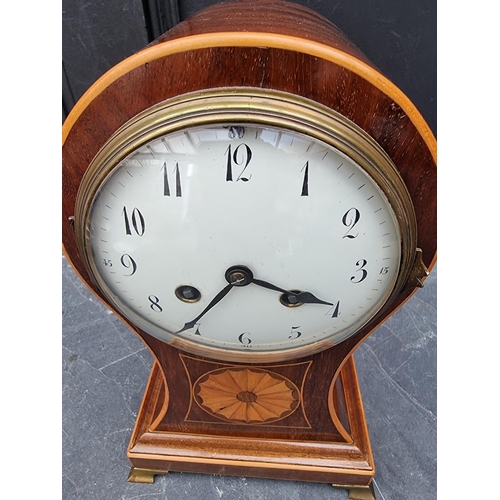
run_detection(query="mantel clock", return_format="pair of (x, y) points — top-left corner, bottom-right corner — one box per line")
(62, 2), (436, 499)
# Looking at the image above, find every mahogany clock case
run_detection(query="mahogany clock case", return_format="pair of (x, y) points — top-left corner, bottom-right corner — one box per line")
(63, 0), (435, 500)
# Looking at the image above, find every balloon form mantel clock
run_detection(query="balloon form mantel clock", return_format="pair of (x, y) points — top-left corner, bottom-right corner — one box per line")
(62, 1), (436, 499)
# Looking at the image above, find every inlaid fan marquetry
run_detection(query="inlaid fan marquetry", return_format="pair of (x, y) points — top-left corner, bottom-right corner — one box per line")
(194, 368), (300, 424)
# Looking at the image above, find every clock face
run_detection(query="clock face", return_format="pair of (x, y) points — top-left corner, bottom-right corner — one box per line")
(85, 121), (401, 359)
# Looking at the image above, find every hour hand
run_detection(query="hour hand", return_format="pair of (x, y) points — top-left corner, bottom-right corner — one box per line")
(251, 278), (292, 295)
(251, 278), (333, 306)
(224, 266), (334, 307)
(292, 291), (333, 306)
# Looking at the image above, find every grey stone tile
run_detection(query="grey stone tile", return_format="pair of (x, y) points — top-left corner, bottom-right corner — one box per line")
(162, 473), (349, 500)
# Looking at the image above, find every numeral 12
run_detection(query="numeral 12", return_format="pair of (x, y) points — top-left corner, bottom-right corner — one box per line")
(225, 144), (252, 182)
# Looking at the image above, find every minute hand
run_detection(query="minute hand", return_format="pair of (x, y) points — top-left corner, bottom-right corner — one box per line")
(175, 283), (234, 333)
(251, 278), (333, 306)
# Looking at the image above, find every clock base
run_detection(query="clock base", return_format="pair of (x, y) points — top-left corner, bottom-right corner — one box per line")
(127, 354), (376, 497)
(127, 468), (375, 500)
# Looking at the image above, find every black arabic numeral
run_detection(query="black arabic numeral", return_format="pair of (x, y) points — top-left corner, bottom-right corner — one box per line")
(225, 125), (245, 139)
(225, 144), (233, 181)
(351, 259), (368, 283)
(122, 206), (145, 236)
(301, 161), (309, 196)
(162, 162), (170, 196)
(175, 163), (182, 197)
(289, 326), (302, 339)
(342, 208), (360, 239)
(380, 266), (389, 275)
(238, 332), (252, 346)
(328, 301), (340, 318)
(148, 295), (163, 312)
(225, 143), (252, 182)
(162, 162), (182, 197)
(120, 254), (137, 276)
(103, 259), (112, 267)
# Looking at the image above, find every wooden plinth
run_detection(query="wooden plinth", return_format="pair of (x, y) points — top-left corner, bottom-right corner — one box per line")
(127, 354), (375, 494)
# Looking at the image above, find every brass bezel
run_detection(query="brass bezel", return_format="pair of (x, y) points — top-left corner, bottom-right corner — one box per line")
(74, 88), (418, 363)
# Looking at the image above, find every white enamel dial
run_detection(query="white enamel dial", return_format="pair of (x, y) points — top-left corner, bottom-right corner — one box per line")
(87, 123), (401, 357)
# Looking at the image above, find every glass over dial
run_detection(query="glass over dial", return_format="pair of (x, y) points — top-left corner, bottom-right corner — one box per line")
(86, 122), (401, 358)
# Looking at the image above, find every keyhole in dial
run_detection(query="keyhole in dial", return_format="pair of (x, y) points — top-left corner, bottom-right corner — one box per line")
(175, 285), (201, 303)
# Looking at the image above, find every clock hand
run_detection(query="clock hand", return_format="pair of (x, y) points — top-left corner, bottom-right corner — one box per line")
(175, 283), (233, 333)
(224, 266), (333, 306)
(251, 278), (333, 306)
(292, 291), (333, 306)
(251, 278), (294, 295)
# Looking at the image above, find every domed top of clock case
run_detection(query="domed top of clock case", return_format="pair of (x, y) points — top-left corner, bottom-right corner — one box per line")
(152, 0), (373, 66)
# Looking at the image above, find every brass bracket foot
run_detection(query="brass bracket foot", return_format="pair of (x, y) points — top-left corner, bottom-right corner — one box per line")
(127, 467), (168, 484)
(347, 483), (376, 499)
(333, 483), (376, 499)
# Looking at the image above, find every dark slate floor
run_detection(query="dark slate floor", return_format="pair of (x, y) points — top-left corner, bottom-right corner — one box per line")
(62, 255), (437, 500)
